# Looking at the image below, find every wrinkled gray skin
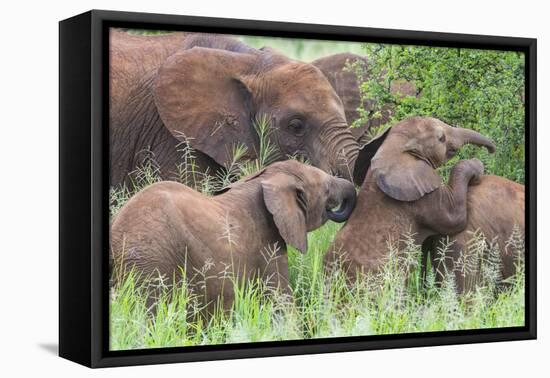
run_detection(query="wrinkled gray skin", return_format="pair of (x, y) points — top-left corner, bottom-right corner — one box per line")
(110, 31), (359, 187)
(111, 160), (357, 315)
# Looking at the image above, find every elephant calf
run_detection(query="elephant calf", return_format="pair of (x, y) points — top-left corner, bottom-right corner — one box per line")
(424, 175), (525, 293)
(327, 116), (496, 281)
(111, 160), (356, 314)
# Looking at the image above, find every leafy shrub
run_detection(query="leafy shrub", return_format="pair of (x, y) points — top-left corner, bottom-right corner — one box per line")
(353, 44), (525, 183)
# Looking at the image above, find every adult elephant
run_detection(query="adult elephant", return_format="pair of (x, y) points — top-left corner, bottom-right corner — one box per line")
(110, 30), (359, 187)
(312, 53), (416, 144)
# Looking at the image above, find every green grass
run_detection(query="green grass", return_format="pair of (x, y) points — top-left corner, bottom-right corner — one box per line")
(109, 135), (525, 350)
(110, 222), (525, 350)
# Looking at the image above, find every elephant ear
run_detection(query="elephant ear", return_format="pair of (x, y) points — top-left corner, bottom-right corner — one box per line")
(352, 127), (391, 186)
(370, 133), (442, 202)
(261, 173), (308, 253)
(153, 47), (258, 167)
(215, 168), (267, 195)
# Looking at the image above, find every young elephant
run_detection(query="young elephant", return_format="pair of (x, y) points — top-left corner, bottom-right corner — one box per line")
(424, 176), (525, 293)
(326, 116), (495, 280)
(111, 160), (356, 314)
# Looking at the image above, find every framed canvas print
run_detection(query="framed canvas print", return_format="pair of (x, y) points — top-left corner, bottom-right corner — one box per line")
(59, 10), (537, 368)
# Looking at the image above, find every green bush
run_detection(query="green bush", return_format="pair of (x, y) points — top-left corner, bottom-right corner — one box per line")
(354, 44), (525, 183)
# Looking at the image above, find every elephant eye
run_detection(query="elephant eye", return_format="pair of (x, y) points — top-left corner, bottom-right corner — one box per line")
(439, 134), (446, 143)
(288, 118), (306, 136)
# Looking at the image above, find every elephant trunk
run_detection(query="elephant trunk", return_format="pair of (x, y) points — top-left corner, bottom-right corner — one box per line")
(452, 127), (496, 153)
(326, 178), (357, 223)
(322, 124), (360, 182)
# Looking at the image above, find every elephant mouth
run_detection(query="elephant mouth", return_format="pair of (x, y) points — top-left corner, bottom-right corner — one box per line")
(447, 147), (458, 159)
(330, 168), (343, 178)
(331, 166), (353, 180)
(290, 149), (309, 164)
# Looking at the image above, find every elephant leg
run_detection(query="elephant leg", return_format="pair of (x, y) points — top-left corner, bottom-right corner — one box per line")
(430, 239), (446, 289)
(261, 252), (292, 299)
(186, 270), (231, 320)
(420, 236), (436, 292)
(428, 237), (465, 294)
(450, 241), (466, 294)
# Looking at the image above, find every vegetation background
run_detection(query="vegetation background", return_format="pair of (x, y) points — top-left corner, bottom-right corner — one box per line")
(111, 32), (526, 351)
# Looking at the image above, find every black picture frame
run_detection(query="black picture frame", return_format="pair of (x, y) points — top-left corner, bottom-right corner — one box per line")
(59, 9), (537, 368)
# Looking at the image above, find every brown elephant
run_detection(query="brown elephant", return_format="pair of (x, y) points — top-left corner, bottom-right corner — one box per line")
(423, 176), (525, 293)
(326, 116), (496, 280)
(111, 160), (356, 314)
(110, 30), (359, 187)
(312, 53), (416, 143)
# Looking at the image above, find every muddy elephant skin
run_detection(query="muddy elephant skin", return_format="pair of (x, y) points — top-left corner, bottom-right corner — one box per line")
(110, 31), (359, 187)
(110, 160), (357, 314)
(327, 116), (496, 280)
(423, 176), (525, 293)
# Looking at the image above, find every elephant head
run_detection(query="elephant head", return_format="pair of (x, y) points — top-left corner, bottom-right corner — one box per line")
(259, 160), (357, 252)
(353, 116), (496, 200)
(152, 38), (359, 181)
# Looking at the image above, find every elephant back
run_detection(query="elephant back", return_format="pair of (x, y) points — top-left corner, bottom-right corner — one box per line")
(109, 30), (189, 114)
